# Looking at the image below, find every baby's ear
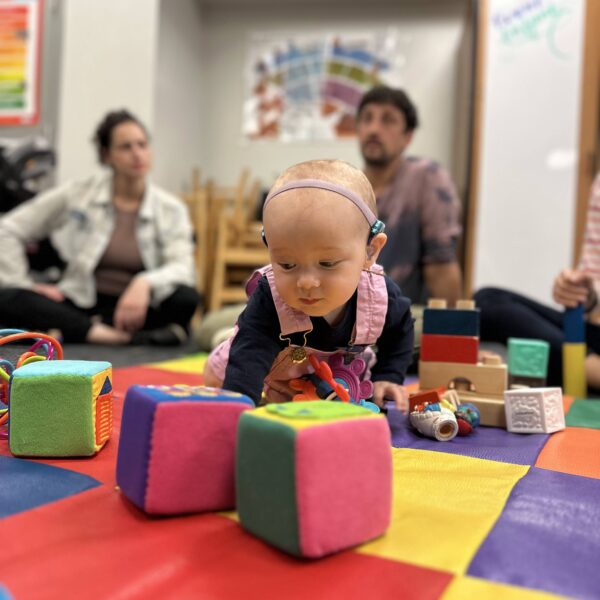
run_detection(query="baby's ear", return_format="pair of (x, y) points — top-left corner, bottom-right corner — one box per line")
(364, 233), (387, 267)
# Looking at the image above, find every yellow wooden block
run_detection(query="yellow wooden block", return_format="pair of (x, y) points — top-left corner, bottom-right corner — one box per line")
(562, 343), (586, 398)
(357, 448), (528, 574)
(442, 575), (565, 599)
(419, 360), (508, 397)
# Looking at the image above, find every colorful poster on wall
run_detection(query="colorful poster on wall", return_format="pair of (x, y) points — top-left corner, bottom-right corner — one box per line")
(0, 0), (43, 126)
(243, 31), (404, 141)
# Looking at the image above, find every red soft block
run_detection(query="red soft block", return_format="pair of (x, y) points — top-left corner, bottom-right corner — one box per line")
(420, 334), (479, 364)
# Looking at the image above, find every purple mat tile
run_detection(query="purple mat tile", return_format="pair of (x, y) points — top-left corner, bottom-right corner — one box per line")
(468, 467), (600, 599)
(386, 406), (549, 466)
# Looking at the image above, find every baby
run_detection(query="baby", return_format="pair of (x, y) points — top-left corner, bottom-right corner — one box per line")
(203, 159), (414, 412)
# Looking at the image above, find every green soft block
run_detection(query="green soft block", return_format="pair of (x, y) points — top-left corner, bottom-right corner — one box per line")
(236, 413), (299, 555)
(9, 360), (111, 457)
(507, 338), (550, 378)
(565, 399), (600, 429)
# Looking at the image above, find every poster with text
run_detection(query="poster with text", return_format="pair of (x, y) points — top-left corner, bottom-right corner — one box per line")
(0, 0), (43, 126)
(243, 31), (404, 142)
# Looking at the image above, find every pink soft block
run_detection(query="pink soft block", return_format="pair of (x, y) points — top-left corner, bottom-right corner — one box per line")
(145, 401), (247, 514)
(295, 418), (392, 557)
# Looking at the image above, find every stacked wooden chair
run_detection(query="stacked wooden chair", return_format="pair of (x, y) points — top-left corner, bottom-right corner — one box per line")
(183, 168), (269, 313)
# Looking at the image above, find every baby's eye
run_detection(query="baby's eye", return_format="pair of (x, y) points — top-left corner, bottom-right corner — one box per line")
(319, 261), (339, 268)
(278, 263), (296, 271)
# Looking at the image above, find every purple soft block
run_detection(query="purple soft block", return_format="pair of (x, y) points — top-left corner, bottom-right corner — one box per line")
(116, 385), (253, 515)
(468, 467), (600, 598)
(387, 405), (549, 466)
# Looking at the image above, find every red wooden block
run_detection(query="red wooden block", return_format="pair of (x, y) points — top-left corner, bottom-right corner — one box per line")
(408, 388), (443, 412)
(420, 334), (479, 364)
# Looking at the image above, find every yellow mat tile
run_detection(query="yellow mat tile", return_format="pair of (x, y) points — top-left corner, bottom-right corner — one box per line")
(146, 353), (207, 374)
(357, 448), (528, 575)
(442, 575), (566, 599)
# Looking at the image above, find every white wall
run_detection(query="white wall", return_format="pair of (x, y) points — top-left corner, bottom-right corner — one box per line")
(473, 0), (585, 304)
(201, 1), (468, 189)
(153, 0), (206, 193)
(56, 0), (160, 183)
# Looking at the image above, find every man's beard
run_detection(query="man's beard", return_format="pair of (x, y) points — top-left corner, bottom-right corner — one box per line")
(363, 153), (392, 168)
(361, 140), (392, 168)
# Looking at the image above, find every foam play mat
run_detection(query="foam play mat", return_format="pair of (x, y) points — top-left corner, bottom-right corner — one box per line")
(2, 353), (600, 599)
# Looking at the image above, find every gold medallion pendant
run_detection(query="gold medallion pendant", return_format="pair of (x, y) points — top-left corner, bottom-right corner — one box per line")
(290, 346), (308, 364)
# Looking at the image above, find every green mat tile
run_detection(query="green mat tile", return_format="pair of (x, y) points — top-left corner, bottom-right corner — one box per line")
(565, 399), (600, 429)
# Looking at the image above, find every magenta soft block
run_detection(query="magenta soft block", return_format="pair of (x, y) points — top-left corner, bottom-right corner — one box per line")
(237, 401), (393, 558)
(116, 384), (254, 515)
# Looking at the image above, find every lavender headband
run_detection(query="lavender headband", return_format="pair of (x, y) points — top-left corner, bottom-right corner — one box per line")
(263, 179), (378, 227)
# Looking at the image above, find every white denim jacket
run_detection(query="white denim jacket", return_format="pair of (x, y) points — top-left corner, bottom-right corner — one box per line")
(0, 171), (196, 308)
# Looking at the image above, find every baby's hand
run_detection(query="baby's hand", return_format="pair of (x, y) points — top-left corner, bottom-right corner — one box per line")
(372, 381), (408, 414)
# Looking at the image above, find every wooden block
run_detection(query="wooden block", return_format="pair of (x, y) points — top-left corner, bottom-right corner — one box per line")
(428, 298), (447, 309)
(563, 342), (587, 398)
(504, 387), (565, 434)
(563, 305), (585, 343)
(420, 334), (479, 364)
(422, 307), (480, 337)
(419, 360), (507, 397)
(456, 299), (475, 309)
(507, 338), (549, 378)
(457, 394), (506, 427)
(408, 388), (442, 412)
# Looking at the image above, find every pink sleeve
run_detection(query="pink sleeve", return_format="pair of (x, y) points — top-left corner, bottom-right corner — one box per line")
(577, 174), (600, 285)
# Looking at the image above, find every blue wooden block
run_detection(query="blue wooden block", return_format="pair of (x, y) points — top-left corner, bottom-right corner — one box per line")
(422, 308), (480, 337)
(563, 305), (585, 343)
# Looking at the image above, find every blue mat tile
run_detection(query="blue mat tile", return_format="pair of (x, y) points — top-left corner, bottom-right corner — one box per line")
(0, 455), (101, 519)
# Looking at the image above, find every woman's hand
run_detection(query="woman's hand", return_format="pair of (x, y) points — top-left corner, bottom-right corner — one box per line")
(114, 277), (151, 332)
(372, 380), (408, 413)
(32, 283), (65, 303)
(552, 269), (596, 309)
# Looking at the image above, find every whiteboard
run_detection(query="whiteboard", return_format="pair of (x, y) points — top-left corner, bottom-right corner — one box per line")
(473, 0), (585, 305)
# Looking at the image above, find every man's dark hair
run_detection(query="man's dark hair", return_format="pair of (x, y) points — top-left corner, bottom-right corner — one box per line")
(93, 109), (148, 163)
(356, 86), (419, 132)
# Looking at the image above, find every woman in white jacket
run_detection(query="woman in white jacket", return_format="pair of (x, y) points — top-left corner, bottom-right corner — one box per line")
(0, 110), (200, 345)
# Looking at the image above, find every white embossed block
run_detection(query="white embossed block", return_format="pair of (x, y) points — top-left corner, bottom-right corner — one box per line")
(504, 388), (565, 434)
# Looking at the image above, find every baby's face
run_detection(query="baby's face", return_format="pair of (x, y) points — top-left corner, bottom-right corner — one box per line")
(263, 189), (373, 322)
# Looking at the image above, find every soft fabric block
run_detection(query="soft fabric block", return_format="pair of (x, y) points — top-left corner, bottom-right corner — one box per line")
(236, 401), (392, 558)
(9, 360), (112, 457)
(116, 384), (254, 515)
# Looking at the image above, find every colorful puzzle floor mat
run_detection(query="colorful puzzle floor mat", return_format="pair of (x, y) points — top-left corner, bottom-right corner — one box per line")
(2, 354), (600, 599)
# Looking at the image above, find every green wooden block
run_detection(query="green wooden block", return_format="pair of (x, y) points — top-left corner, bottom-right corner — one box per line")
(507, 338), (550, 378)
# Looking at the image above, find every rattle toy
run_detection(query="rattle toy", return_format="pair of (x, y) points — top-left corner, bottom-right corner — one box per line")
(0, 329), (64, 436)
(290, 354), (380, 412)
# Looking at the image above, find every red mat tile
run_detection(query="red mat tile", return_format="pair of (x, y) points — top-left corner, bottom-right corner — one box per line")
(3, 486), (453, 600)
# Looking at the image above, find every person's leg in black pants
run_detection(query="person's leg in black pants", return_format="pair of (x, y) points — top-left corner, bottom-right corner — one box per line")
(143, 285), (201, 332)
(474, 287), (565, 385)
(474, 287), (600, 387)
(0, 288), (93, 342)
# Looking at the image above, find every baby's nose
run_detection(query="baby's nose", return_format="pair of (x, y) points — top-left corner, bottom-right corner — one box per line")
(297, 271), (320, 290)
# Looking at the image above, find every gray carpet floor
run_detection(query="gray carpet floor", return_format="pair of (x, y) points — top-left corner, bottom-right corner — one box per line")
(60, 340), (201, 369)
